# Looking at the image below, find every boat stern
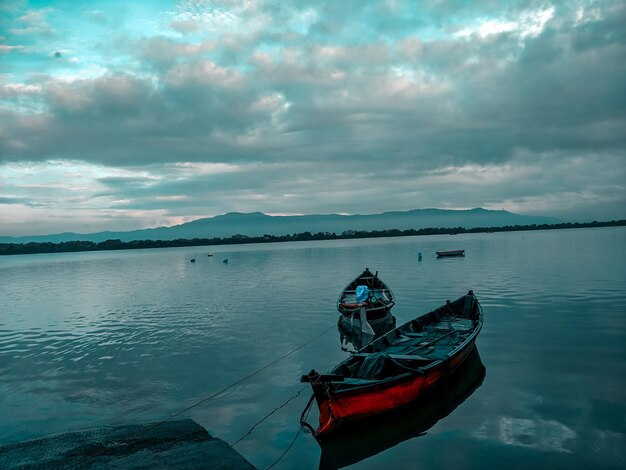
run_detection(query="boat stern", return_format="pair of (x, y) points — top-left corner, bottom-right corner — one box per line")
(301, 370), (343, 436)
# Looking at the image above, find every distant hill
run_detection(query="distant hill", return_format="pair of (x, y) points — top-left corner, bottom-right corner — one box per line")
(0, 208), (560, 244)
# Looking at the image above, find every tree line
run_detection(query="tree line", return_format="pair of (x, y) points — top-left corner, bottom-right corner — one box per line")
(1, 219), (624, 256)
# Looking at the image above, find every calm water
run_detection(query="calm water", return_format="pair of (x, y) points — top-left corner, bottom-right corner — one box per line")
(1, 227), (625, 469)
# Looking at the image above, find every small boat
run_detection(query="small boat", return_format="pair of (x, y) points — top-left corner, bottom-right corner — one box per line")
(301, 290), (483, 436)
(190, 258), (196, 263)
(317, 345), (485, 468)
(207, 253), (214, 257)
(436, 249), (465, 257)
(337, 268), (395, 327)
(222, 258), (229, 264)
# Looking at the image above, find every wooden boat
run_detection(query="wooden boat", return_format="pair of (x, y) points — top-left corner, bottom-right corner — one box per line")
(337, 268), (395, 326)
(317, 345), (485, 469)
(436, 249), (465, 257)
(301, 290), (482, 436)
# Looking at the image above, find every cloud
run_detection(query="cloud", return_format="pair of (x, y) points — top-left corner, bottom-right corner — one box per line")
(2, 83), (42, 95)
(0, 196), (28, 204)
(0, 0), (625, 235)
(85, 9), (108, 24)
(136, 36), (214, 70)
(9, 8), (56, 37)
(3, 2), (622, 167)
(0, 45), (25, 54)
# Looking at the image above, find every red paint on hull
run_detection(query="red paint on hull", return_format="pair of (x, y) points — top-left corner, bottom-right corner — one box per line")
(316, 341), (475, 436)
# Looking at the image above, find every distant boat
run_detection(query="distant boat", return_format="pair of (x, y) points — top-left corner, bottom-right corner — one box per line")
(207, 253), (214, 257)
(190, 259), (196, 263)
(222, 259), (228, 264)
(436, 249), (465, 257)
(301, 290), (483, 436)
(337, 268), (395, 328)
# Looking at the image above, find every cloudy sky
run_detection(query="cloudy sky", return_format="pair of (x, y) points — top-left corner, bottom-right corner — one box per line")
(1, 0), (624, 236)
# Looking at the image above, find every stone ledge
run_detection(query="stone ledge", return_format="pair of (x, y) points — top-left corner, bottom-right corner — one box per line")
(0, 419), (255, 469)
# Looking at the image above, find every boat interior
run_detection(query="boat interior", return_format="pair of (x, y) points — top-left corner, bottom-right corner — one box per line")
(329, 294), (480, 389)
(340, 288), (392, 304)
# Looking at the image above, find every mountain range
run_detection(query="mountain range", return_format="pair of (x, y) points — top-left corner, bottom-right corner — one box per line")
(0, 208), (560, 244)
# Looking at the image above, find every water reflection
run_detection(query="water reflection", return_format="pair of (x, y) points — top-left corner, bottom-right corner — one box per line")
(337, 314), (396, 352)
(316, 346), (486, 469)
(474, 416), (577, 453)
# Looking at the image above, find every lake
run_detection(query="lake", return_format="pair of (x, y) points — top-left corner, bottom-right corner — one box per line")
(1, 227), (625, 469)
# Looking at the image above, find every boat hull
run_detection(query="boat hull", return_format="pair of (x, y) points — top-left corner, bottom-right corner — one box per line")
(317, 346), (485, 469)
(338, 306), (392, 323)
(338, 307), (393, 327)
(303, 290), (483, 437)
(316, 338), (477, 435)
(436, 249), (465, 257)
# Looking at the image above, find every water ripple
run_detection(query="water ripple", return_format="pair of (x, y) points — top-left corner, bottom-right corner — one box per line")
(0, 228), (625, 468)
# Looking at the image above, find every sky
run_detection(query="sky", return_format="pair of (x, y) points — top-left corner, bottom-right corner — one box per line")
(0, 0), (625, 236)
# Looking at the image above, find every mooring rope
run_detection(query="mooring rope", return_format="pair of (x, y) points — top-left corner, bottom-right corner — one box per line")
(265, 397), (314, 470)
(265, 425), (304, 470)
(75, 323), (335, 467)
(230, 385), (308, 447)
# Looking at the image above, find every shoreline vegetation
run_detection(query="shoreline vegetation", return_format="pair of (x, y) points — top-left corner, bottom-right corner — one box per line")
(1, 220), (624, 256)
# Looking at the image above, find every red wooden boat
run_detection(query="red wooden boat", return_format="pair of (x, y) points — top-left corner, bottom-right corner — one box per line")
(301, 290), (483, 436)
(316, 345), (485, 468)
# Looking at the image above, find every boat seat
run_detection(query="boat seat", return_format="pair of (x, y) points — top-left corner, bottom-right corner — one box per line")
(341, 378), (383, 385)
(434, 321), (473, 333)
(344, 289), (375, 293)
(393, 336), (412, 343)
(434, 327), (453, 332)
(352, 353), (431, 362)
(387, 354), (432, 362)
(341, 362), (361, 377)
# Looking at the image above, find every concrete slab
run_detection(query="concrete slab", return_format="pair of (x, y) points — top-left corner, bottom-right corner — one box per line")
(0, 419), (255, 469)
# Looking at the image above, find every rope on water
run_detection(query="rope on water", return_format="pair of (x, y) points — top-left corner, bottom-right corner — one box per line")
(76, 323), (336, 466)
(265, 424), (304, 470)
(263, 391), (315, 469)
(231, 385), (308, 447)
